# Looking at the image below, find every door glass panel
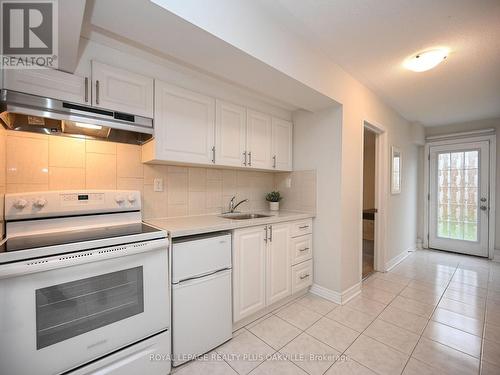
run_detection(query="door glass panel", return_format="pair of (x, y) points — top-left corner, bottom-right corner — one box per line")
(36, 267), (144, 349)
(437, 150), (479, 241)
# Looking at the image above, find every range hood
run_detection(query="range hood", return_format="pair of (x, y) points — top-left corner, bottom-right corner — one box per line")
(0, 90), (154, 144)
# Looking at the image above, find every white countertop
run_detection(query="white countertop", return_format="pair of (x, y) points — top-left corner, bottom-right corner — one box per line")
(144, 210), (314, 237)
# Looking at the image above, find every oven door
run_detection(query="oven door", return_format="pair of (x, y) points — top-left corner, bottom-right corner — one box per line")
(0, 238), (169, 375)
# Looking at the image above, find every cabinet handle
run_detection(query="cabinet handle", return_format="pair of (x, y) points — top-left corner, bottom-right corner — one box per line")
(243, 151), (247, 166)
(264, 226), (268, 242)
(84, 77), (89, 102)
(299, 225), (309, 229)
(269, 225), (273, 242)
(300, 274), (310, 280)
(95, 80), (100, 105)
(299, 247), (309, 252)
(211, 146), (216, 163)
(273, 155), (277, 168)
(248, 152), (252, 166)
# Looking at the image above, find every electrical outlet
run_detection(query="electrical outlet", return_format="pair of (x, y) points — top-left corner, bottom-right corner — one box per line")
(286, 178), (292, 188)
(154, 178), (164, 192)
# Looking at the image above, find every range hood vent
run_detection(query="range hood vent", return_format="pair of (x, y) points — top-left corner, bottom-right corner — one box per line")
(0, 90), (154, 145)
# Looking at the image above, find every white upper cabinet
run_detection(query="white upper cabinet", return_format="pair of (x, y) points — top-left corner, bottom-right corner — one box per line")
(266, 223), (292, 305)
(3, 68), (89, 105)
(91, 61), (154, 117)
(215, 100), (246, 167)
(246, 110), (273, 169)
(272, 118), (293, 171)
(152, 80), (215, 165)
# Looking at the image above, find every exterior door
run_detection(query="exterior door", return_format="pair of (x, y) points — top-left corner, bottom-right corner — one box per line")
(232, 226), (267, 322)
(429, 141), (490, 256)
(266, 223), (291, 305)
(215, 100), (246, 167)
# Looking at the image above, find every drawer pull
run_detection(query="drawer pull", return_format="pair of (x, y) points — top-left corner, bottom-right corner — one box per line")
(299, 247), (310, 252)
(298, 225), (309, 229)
(300, 274), (310, 280)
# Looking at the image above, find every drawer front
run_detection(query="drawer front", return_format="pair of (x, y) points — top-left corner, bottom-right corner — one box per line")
(290, 235), (312, 265)
(291, 260), (313, 293)
(290, 219), (312, 237)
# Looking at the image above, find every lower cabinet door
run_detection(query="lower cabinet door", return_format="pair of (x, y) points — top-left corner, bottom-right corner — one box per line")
(233, 227), (267, 322)
(292, 260), (313, 293)
(266, 223), (292, 305)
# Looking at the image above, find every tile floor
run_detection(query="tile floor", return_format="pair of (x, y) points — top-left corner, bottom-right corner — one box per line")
(173, 249), (500, 375)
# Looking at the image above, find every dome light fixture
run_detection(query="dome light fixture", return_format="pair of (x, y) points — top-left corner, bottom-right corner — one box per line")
(403, 48), (449, 72)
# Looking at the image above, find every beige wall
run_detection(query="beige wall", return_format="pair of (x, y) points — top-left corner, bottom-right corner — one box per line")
(293, 107), (343, 292)
(425, 118), (500, 249)
(2, 131), (278, 219)
(363, 130), (376, 210)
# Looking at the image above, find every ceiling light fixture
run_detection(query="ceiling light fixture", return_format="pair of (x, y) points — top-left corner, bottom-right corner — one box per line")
(403, 48), (449, 72)
(75, 122), (103, 130)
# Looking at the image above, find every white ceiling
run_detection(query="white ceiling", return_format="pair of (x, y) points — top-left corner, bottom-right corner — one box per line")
(262, 0), (500, 126)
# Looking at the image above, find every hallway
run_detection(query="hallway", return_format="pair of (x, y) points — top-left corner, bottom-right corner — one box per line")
(175, 249), (500, 375)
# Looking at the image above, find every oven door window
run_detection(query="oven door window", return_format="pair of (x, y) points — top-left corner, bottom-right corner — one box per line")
(35, 266), (144, 349)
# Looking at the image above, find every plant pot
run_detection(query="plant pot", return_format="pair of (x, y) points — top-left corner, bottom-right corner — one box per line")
(269, 202), (280, 211)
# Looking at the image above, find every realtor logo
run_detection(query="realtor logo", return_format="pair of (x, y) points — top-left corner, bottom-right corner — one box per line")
(1, 0), (58, 68)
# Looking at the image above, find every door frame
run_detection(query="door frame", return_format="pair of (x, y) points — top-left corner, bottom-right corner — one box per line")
(424, 133), (496, 258)
(362, 121), (389, 275)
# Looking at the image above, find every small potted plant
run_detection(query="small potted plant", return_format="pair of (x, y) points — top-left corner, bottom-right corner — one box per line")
(266, 191), (282, 211)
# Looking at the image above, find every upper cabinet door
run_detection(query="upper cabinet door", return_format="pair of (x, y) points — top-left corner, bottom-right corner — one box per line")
(154, 81), (215, 165)
(3, 69), (89, 105)
(215, 100), (246, 167)
(246, 110), (272, 169)
(91, 61), (153, 117)
(272, 118), (293, 171)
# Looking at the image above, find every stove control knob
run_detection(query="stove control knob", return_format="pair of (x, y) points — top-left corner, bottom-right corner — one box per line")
(115, 195), (125, 204)
(127, 194), (137, 203)
(33, 198), (47, 208)
(13, 198), (28, 209)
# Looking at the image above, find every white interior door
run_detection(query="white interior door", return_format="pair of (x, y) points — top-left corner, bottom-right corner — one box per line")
(429, 141), (490, 256)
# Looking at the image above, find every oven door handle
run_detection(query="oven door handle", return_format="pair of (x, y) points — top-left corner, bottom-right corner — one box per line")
(0, 238), (168, 279)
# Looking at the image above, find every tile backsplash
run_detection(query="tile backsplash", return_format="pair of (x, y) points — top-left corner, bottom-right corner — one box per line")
(1, 131), (319, 219)
(275, 170), (317, 213)
(1, 131), (316, 219)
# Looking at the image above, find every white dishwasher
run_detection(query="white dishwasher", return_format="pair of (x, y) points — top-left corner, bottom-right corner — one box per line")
(172, 231), (232, 366)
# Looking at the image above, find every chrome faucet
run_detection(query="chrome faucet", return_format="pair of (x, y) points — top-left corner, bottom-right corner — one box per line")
(228, 196), (248, 213)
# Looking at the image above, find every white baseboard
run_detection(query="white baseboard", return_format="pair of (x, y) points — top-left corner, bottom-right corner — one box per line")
(385, 250), (412, 272)
(310, 282), (361, 305)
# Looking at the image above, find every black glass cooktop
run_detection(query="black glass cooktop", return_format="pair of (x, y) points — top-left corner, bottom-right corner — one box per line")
(0, 223), (162, 253)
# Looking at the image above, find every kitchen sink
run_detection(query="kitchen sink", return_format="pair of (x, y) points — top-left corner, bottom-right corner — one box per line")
(220, 213), (271, 220)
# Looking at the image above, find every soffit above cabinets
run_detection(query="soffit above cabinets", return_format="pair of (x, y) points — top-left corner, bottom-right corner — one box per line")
(84, 0), (339, 112)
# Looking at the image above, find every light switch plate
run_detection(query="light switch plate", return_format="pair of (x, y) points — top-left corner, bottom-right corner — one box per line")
(154, 178), (164, 192)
